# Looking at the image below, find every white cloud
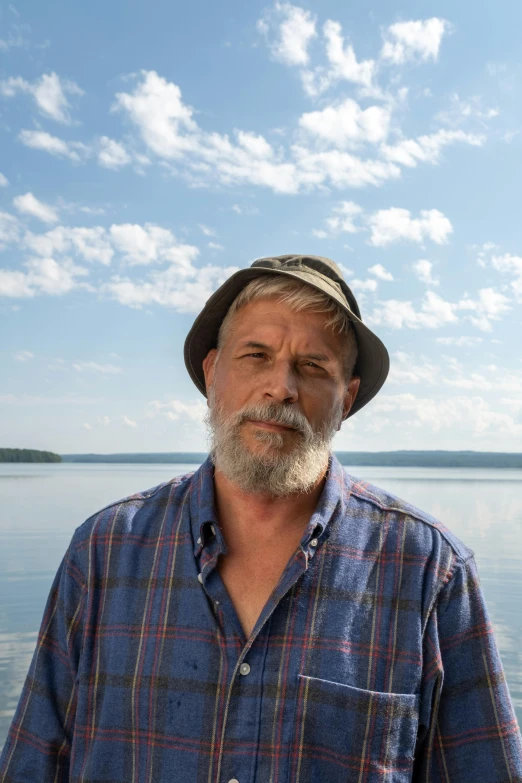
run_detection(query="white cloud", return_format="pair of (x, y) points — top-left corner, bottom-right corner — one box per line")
(370, 393), (518, 435)
(113, 71), (305, 194)
(436, 336), (483, 346)
(101, 263), (239, 313)
(13, 192), (59, 224)
(13, 350), (35, 362)
(112, 71), (198, 160)
(198, 224), (216, 236)
(112, 70), (441, 194)
(0, 72), (83, 123)
(24, 226), (114, 265)
(148, 398), (207, 422)
(0, 19), (29, 52)
(388, 351), (522, 394)
(76, 205), (107, 216)
(290, 145), (401, 189)
(23, 256), (90, 295)
(387, 351), (438, 384)
(257, 2), (317, 67)
(299, 98), (391, 147)
(0, 173), (8, 187)
(477, 251), (522, 302)
(381, 129), (484, 168)
(82, 423), (92, 430)
(0, 216), (241, 314)
(381, 18), (450, 65)
(491, 253), (522, 276)
(231, 203), (260, 215)
(368, 207), (452, 247)
(301, 19), (375, 96)
(97, 136), (131, 170)
(338, 263), (354, 277)
(16, 68), (477, 197)
(349, 278), (378, 292)
(0, 227), (92, 297)
(368, 263), (393, 281)
(369, 285), (511, 333)
(18, 129), (89, 162)
(457, 287), (511, 331)
(315, 200), (363, 237)
(314, 203), (452, 246)
(24, 223), (196, 269)
(413, 259), (439, 286)
(436, 93), (499, 127)
(109, 223), (199, 269)
(73, 361), (122, 374)
(208, 241), (224, 250)
(0, 256), (90, 298)
(0, 269), (34, 297)
(122, 415), (137, 428)
(0, 210), (20, 249)
(368, 290), (458, 329)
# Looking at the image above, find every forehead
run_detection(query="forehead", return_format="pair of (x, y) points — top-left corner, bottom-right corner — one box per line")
(227, 297), (344, 352)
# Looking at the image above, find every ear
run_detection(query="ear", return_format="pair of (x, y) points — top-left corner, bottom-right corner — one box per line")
(202, 349), (218, 396)
(339, 376), (361, 427)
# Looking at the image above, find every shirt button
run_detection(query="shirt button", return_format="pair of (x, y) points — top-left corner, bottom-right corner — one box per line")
(228, 779), (240, 783)
(196, 537), (202, 545)
(239, 662), (251, 676)
(197, 573), (203, 583)
(310, 538), (318, 547)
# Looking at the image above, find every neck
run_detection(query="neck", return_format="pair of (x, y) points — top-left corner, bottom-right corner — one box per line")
(212, 460), (328, 543)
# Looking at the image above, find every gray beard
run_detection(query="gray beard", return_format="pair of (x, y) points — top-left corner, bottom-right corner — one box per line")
(204, 385), (344, 497)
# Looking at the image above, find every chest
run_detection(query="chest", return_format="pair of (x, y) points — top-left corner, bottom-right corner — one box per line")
(217, 540), (300, 637)
(75, 529), (425, 783)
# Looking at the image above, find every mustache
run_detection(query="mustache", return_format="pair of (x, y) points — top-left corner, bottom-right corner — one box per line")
(234, 402), (313, 438)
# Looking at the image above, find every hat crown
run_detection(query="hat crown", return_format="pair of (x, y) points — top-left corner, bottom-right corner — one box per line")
(251, 254), (361, 319)
(252, 253), (343, 280)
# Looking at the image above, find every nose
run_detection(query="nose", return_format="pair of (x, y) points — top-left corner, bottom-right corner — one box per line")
(262, 359), (298, 404)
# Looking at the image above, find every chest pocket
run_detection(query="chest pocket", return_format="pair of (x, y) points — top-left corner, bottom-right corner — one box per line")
(288, 675), (420, 782)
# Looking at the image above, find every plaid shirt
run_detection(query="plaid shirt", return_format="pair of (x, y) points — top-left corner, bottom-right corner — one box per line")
(1, 454), (521, 782)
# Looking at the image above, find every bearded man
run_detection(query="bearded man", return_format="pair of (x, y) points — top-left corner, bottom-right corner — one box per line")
(1, 255), (521, 782)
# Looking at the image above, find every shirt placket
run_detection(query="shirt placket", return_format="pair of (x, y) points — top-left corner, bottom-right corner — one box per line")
(195, 521), (324, 783)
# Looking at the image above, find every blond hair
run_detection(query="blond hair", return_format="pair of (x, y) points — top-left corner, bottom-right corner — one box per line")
(216, 275), (358, 380)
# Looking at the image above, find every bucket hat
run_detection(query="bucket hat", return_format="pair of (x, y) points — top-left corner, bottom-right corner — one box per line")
(184, 254), (389, 418)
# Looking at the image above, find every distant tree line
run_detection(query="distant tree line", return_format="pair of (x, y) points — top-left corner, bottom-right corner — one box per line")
(0, 448), (62, 463)
(59, 450), (522, 468)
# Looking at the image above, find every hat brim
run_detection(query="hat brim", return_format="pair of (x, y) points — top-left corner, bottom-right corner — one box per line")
(183, 266), (389, 418)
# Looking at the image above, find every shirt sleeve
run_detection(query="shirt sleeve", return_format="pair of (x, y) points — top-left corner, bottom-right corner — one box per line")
(0, 540), (86, 782)
(413, 554), (522, 781)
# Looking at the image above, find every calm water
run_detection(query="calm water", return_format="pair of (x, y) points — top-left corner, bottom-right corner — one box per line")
(1, 462), (521, 751)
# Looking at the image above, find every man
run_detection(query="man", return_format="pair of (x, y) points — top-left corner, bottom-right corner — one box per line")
(1, 254), (521, 782)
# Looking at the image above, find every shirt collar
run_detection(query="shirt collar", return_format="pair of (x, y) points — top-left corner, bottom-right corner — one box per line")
(188, 456), (221, 556)
(188, 452), (347, 557)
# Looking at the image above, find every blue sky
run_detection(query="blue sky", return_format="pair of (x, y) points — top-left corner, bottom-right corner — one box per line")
(2, 0), (522, 454)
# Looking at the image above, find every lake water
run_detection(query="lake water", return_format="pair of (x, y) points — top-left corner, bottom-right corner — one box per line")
(1, 461), (521, 752)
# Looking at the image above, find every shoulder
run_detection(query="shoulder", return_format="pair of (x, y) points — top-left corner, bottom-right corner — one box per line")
(341, 469), (473, 565)
(69, 469), (196, 552)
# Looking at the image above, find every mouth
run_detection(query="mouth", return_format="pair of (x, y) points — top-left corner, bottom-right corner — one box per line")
(247, 419), (296, 432)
